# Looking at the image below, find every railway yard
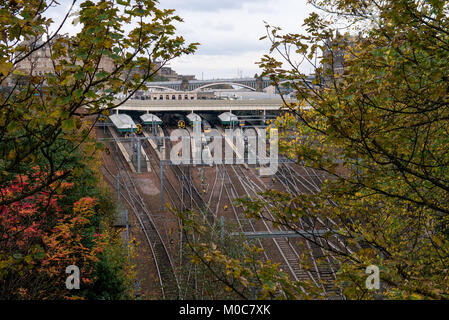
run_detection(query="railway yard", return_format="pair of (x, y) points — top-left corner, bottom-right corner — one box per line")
(96, 111), (347, 299)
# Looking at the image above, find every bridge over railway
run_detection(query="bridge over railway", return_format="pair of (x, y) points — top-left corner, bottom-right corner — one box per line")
(146, 75), (316, 92)
(148, 77), (273, 92)
(111, 98), (300, 112)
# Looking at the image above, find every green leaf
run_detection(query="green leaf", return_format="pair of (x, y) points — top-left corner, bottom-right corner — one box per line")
(13, 253), (23, 260)
(74, 71), (85, 80)
(62, 118), (76, 131)
(95, 71), (109, 80)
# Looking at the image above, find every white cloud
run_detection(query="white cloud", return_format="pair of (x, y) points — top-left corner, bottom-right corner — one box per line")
(165, 52), (266, 79)
(166, 0), (316, 79)
(159, 0), (271, 12)
(46, 0), (316, 79)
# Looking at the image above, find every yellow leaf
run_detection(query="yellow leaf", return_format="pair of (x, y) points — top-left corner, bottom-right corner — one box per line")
(0, 62), (13, 76)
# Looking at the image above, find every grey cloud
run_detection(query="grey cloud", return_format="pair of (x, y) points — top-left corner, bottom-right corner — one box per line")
(160, 0), (270, 12)
(196, 38), (267, 56)
(205, 21), (235, 31)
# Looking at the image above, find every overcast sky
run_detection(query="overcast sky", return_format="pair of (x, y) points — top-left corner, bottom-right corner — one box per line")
(159, 0), (314, 79)
(52, 0), (315, 80)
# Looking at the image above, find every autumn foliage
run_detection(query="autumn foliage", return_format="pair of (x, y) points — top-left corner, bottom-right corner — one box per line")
(0, 168), (113, 299)
(0, 0), (195, 299)
(176, 0), (449, 300)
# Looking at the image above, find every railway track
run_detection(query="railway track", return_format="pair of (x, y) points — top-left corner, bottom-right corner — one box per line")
(203, 128), (310, 288)
(141, 134), (182, 210)
(274, 163), (345, 297)
(140, 131), (194, 275)
(100, 128), (179, 299)
(228, 165), (309, 293)
(114, 123), (345, 298)
(207, 164), (270, 261)
(163, 127), (216, 223)
(236, 164), (345, 296)
(166, 124), (325, 296)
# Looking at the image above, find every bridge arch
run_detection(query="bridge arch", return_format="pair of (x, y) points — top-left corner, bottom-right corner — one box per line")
(278, 79), (313, 87)
(193, 82), (256, 92)
(146, 85), (177, 92)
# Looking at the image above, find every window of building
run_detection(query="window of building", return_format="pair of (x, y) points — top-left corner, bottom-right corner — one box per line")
(172, 95), (176, 100)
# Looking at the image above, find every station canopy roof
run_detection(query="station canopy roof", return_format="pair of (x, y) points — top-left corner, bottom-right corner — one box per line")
(109, 114), (137, 132)
(186, 112), (201, 123)
(218, 112), (239, 124)
(140, 113), (163, 125)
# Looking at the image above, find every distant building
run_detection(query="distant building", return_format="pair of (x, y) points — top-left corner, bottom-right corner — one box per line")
(12, 35), (115, 81)
(128, 62), (196, 83)
(158, 66), (195, 82)
(14, 38), (53, 77)
(130, 90), (198, 101)
(213, 91), (283, 101)
(7, 37), (193, 92)
(197, 91), (215, 100)
(180, 75), (196, 81)
(159, 66), (179, 81)
(322, 33), (360, 85)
